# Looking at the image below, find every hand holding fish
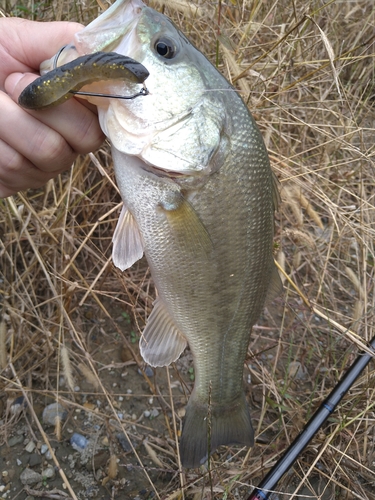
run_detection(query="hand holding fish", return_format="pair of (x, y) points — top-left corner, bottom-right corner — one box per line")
(0, 18), (104, 198)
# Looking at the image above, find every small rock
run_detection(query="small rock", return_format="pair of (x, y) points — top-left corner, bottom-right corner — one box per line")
(70, 433), (88, 451)
(116, 433), (132, 452)
(20, 468), (43, 486)
(41, 466), (55, 480)
(40, 444), (48, 455)
(25, 441), (36, 453)
(138, 366), (154, 378)
(150, 408), (159, 418)
(2, 471), (9, 483)
(10, 396), (26, 414)
(16, 459), (22, 466)
(288, 361), (307, 380)
(8, 435), (24, 447)
(28, 454), (42, 468)
(144, 410), (151, 418)
(42, 403), (67, 426)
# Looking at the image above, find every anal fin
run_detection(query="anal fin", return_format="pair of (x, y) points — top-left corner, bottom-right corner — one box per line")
(140, 298), (187, 367)
(112, 206), (144, 271)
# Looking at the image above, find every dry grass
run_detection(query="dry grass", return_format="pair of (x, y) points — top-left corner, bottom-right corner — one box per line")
(1, 0), (374, 499)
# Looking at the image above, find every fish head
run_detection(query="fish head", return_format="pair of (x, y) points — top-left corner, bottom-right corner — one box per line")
(71, 0), (230, 176)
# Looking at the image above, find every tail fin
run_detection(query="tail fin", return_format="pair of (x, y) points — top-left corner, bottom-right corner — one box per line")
(179, 392), (254, 468)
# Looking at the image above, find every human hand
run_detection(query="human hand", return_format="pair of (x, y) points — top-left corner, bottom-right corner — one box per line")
(0, 18), (105, 198)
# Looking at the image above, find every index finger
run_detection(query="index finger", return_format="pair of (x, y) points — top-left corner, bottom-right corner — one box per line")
(0, 18), (83, 72)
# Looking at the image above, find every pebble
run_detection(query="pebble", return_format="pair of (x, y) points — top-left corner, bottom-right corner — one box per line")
(28, 454), (42, 468)
(40, 444), (48, 455)
(144, 410), (151, 418)
(25, 441), (36, 453)
(20, 468), (43, 485)
(41, 467), (55, 480)
(16, 459), (22, 466)
(8, 435), (24, 447)
(150, 408), (159, 418)
(70, 433), (88, 451)
(116, 433), (132, 452)
(10, 396), (26, 414)
(137, 366), (154, 378)
(288, 361), (307, 380)
(42, 403), (67, 426)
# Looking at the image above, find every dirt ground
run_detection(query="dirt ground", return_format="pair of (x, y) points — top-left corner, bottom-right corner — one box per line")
(0, 288), (360, 499)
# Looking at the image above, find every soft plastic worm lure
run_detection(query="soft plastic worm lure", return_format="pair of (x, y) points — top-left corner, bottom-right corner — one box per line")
(18, 51), (149, 110)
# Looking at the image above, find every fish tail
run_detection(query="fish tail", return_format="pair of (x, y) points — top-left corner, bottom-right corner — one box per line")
(179, 392), (254, 468)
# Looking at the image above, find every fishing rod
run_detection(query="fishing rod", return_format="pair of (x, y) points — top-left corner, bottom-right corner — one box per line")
(248, 334), (375, 500)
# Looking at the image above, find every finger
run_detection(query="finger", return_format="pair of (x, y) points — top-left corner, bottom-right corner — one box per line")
(0, 18), (83, 71)
(0, 90), (79, 174)
(0, 138), (68, 198)
(5, 73), (104, 156)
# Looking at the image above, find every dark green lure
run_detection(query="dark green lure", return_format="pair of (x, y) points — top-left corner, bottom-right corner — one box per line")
(18, 51), (149, 110)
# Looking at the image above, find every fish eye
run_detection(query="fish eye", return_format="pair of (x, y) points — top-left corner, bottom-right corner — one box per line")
(154, 37), (177, 59)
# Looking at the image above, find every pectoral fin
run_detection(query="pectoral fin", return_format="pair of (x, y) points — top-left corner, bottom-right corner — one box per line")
(140, 298), (187, 367)
(112, 206), (144, 271)
(160, 192), (212, 257)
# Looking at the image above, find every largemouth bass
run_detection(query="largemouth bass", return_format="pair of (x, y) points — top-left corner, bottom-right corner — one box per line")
(21, 0), (281, 468)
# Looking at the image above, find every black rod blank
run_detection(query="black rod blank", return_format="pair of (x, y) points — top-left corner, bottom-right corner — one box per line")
(248, 335), (375, 500)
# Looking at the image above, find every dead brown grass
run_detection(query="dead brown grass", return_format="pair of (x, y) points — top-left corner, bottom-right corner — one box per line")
(1, 0), (374, 499)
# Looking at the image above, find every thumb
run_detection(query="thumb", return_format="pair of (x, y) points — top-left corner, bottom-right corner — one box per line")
(5, 72), (38, 102)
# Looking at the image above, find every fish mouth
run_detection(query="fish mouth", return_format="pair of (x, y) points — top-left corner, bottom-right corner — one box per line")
(74, 0), (145, 56)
